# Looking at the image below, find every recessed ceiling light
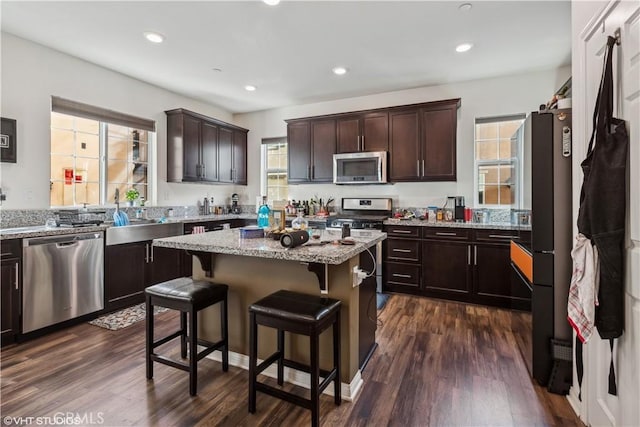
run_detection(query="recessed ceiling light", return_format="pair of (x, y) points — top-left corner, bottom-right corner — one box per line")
(245, 85), (257, 92)
(332, 67), (348, 76)
(143, 31), (165, 44)
(455, 43), (473, 53)
(458, 3), (472, 12)
(263, 0), (280, 5)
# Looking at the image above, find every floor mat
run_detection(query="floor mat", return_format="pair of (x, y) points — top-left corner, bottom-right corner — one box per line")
(376, 293), (390, 310)
(89, 303), (168, 331)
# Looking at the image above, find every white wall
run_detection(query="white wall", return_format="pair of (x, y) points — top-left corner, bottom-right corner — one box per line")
(0, 33), (247, 210)
(234, 66), (571, 209)
(0, 32), (570, 211)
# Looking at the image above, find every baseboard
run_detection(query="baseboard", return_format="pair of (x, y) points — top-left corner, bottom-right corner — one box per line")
(206, 350), (363, 402)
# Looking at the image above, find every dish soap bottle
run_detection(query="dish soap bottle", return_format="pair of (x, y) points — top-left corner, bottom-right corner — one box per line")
(291, 210), (308, 231)
(257, 196), (270, 229)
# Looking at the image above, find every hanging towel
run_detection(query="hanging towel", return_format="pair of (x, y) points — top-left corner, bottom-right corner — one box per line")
(567, 233), (600, 343)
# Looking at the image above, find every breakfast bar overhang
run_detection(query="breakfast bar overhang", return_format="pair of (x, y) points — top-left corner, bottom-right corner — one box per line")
(153, 229), (386, 400)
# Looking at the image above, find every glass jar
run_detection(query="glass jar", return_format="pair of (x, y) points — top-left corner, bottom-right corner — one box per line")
(291, 211), (308, 231)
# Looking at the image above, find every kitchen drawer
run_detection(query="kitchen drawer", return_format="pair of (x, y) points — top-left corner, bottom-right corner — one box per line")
(1, 240), (21, 259)
(422, 227), (471, 241)
(386, 238), (420, 263)
(385, 262), (420, 287)
(385, 225), (420, 238)
(475, 229), (521, 244)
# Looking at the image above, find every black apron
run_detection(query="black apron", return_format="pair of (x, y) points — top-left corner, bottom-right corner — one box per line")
(575, 35), (628, 397)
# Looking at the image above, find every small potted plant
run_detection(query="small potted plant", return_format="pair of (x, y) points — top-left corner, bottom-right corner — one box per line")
(125, 188), (139, 207)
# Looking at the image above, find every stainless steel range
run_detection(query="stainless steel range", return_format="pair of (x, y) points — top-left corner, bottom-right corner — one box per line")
(326, 198), (392, 292)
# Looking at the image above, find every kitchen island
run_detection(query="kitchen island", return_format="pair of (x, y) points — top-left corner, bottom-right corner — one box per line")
(153, 228), (386, 400)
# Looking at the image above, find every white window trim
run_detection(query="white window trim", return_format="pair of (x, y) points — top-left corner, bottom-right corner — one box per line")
(473, 114), (525, 208)
(261, 137), (287, 201)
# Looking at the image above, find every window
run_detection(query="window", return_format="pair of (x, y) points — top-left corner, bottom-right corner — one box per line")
(262, 137), (288, 202)
(474, 115), (525, 206)
(49, 97), (155, 207)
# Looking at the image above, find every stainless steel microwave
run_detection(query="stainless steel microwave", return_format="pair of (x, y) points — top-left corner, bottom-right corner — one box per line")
(333, 151), (388, 184)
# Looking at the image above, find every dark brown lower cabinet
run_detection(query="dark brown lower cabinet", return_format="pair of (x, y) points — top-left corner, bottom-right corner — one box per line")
(105, 241), (183, 312)
(422, 240), (472, 300)
(1, 240), (21, 346)
(383, 226), (531, 310)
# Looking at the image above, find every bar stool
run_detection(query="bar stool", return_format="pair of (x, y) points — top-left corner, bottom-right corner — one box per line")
(145, 277), (229, 396)
(248, 290), (341, 427)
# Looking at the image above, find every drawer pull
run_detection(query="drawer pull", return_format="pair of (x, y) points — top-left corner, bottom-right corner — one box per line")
(435, 232), (457, 236)
(488, 234), (519, 239)
(392, 273), (412, 278)
(391, 230), (413, 234)
(392, 248), (412, 253)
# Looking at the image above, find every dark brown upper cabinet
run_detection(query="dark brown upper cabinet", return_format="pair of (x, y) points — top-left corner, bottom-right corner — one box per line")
(287, 98), (459, 184)
(337, 112), (388, 153)
(389, 99), (460, 182)
(286, 118), (336, 183)
(166, 108), (248, 185)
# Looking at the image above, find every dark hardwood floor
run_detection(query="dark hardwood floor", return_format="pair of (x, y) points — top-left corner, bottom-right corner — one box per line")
(0, 295), (582, 426)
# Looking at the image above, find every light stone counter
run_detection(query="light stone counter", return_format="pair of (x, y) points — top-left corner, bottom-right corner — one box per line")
(0, 224), (109, 240)
(384, 218), (531, 231)
(153, 228), (385, 265)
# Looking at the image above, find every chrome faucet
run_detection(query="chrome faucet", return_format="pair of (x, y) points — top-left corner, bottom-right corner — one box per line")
(114, 188), (120, 211)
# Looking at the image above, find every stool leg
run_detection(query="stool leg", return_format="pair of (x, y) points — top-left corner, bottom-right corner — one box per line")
(310, 331), (320, 427)
(189, 308), (198, 396)
(333, 311), (341, 405)
(146, 296), (154, 380)
(277, 329), (284, 386)
(248, 312), (257, 413)
(221, 294), (229, 371)
(180, 311), (187, 359)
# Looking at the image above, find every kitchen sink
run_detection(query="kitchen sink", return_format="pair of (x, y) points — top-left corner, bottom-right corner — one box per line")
(106, 221), (183, 246)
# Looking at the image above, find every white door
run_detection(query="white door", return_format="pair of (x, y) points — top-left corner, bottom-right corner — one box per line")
(575, 1), (640, 425)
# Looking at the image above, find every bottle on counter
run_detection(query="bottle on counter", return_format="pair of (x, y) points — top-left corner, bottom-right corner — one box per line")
(203, 197), (210, 216)
(209, 197), (215, 215)
(257, 196), (270, 229)
(291, 210), (308, 231)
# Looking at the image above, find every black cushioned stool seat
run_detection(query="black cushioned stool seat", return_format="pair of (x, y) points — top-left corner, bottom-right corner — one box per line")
(145, 277), (229, 396)
(248, 290), (341, 427)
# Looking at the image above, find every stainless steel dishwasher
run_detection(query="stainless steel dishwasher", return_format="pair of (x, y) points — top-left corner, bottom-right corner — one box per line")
(22, 232), (104, 333)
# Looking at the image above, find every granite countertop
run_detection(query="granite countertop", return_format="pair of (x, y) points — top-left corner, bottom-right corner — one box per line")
(0, 224), (110, 240)
(153, 228), (386, 265)
(383, 218), (531, 231)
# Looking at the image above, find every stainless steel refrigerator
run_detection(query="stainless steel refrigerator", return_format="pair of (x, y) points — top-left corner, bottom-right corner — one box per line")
(530, 109), (573, 385)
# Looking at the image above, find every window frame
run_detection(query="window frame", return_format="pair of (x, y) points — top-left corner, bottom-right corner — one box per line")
(50, 111), (155, 208)
(260, 137), (288, 202)
(473, 114), (525, 208)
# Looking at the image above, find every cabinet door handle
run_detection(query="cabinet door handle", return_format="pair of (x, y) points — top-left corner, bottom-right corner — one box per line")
(357, 135), (361, 151)
(467, 245), (471, 265)
(195, 164), (201, 178)
(417, 160), (420, 175)
(201, 164), (206, 179)
(474, 246), (478, 266)
(391, 230), (412, 234)
(488, 234), (519, 239)
(422, 160), (425, 176)
(15, 262), (19, 290)
(435, 232), (457, 236)
(392, 248), (412, 253)
(362, 135), (365, 151)
(392, 273), (412, 278)
(145, 243), (149, 263)
(150, 244), (154, 263)
(311, 165), (315, 179)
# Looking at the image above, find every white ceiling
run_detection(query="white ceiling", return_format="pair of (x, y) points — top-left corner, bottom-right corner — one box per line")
(1, 1), (571, 114)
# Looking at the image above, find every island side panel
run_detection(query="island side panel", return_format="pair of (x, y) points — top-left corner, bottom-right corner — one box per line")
(193, 252), (361, 383)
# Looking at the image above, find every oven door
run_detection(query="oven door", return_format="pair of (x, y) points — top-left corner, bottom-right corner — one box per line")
(333, 151), (387, 184)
